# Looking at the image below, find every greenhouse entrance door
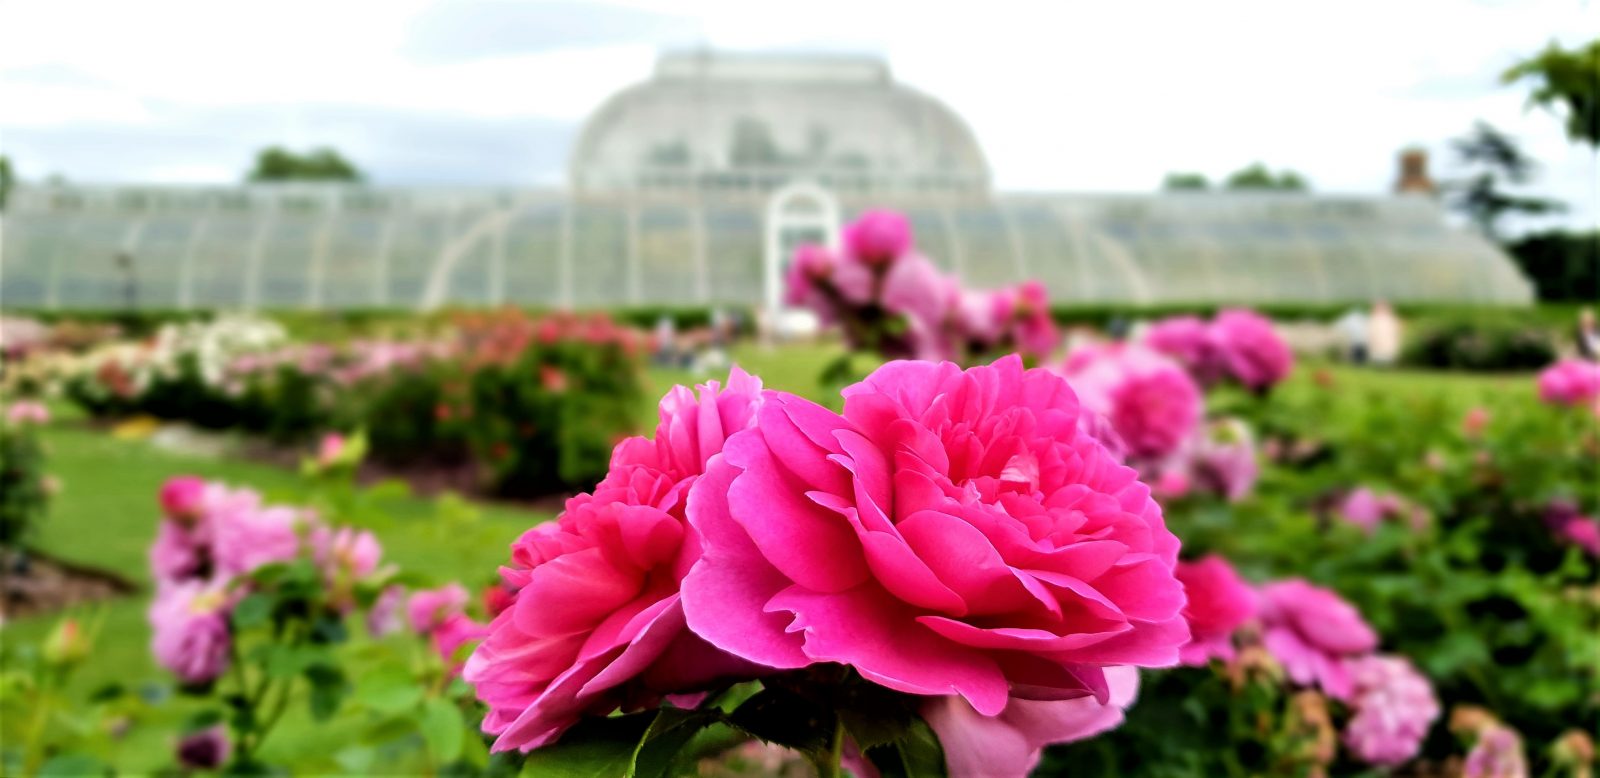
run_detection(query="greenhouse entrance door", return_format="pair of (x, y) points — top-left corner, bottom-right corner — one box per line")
(763, 182), (839, 336)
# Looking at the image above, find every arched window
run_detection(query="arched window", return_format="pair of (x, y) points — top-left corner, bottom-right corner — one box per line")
(762, 181), (840, 318)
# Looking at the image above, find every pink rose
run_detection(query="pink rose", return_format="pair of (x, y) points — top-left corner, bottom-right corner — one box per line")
(432, 613), (489, 669)
(1337, 488), (1387, 532)
(1174, 556), (1256, 666)
(176, 725), (231, 770)
(466, 368), (765, 752)
(407, 583), (469, 634)
(682, 356), (1189, 720)
(367, 585), (407, 638)
(1537, 358), (1600, 408)
(150, 520), (212, 584)
(923, 665), (1141, 776)
(159, 475), (210, 524)
(784, 244), (836, 311)
(311, 525), (382, 580)
(1342, 654), (1439, 767)
(1211, 309), (1293, 391)
(1144, 316), (1225, 385)
(1062, 343), (1202, 460)
(150, 580), (233, 684)
(316, 433), (346, 467)
(1258, 579), (1377, 700)
(211, 503), (302, 579)
(843, 209), (912, 266)
(1187, 418), (1259, 503)
(1461, 406), (1490, 438)
(5, 400), (49, 426)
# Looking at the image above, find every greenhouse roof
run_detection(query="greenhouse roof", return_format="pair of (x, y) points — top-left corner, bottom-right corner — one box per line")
(0, 184), (1533, 310)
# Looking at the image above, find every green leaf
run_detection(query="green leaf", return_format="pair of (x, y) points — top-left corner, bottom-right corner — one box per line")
(863, 718), (946, 778)
(38, 753), (110, 776)
(630, 707), (722, 778)
(305, 663), (348, 721)
(835, 680), (919, 751)
(231, 593), (274, 630)
(353, 665), (423, 715)
(727, 685), (836, 758)
(518, 713), (655, 778)
(334, 745), (377, 774)
(422, 697), (466, 764)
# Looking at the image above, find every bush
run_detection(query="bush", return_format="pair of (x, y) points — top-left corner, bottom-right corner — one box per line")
(1402, 316), (1555, 370)
(1507, 230), (1599, 302)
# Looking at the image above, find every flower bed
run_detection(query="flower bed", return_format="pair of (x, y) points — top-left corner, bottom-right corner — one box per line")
(56, 310), (646, 496)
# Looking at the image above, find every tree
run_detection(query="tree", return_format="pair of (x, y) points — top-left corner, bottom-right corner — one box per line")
(1162, 172), (1210, 191)
(0, 155), (13, 211)
(246, 146), (364, 183)
(1444, 122), (1563, 242)
(1224, 163), (1308, 192)
(1502, 39), (1600, 148)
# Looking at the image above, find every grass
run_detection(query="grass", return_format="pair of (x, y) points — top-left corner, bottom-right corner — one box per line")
(0, 340), (1538, 772)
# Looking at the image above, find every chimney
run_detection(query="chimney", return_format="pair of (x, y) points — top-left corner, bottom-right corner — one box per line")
(1394, 148), (1436, 195)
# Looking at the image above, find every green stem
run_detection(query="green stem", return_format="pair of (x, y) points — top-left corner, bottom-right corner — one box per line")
(813, 718), (844, 778)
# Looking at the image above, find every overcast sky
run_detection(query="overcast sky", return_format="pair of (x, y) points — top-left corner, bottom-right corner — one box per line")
(2, 0), (1594, 229)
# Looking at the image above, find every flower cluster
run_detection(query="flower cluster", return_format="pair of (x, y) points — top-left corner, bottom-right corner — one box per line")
(471, 358), (1189, 774)
(1171, 556), (1441, 768)
(1143, 309), (1294, 392)
(1060, 341), (1203, 460)
(1342, 655), (1440, 767)
(147, 476), (384, 684)
(785, 210), (1061, 364)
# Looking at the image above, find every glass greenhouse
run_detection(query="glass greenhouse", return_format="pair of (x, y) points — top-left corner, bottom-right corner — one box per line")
(0, 51), (1534, 311)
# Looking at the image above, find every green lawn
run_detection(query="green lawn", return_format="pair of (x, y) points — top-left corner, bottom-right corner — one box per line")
(0, 341), (1538, 772)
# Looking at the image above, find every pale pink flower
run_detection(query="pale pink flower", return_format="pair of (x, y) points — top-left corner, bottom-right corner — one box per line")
(924, 666), (1141, 777)
(1258, 579), (1377, 700)
(211, 504), (302, 579)
(1187, 418), (1259, 503)
(1175, 556), (1256, 666)
(1461, 406), (1490, 438)
(432, 613), (489, 669)
(1342, 654), (1439, 767)
(407, 583), (469, 634)
(466, 368), (765, 752)
(1463, 725), (1528, 778)
(1537, 359), (1600, 408)
(682, 356), (1189, 720)
(150, 580), (232, 684)
(367, 585), (407, 638)
(1337, 488), (1393, 532)
(5, 400), (49, 426)
(1062, 342), (1203, 460)
(150, 520), (212, 584)
(311, 525), (382, 580)
(315, 433), (347, 467)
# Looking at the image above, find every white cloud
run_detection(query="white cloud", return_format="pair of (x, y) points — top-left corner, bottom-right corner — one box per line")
(1, 0), (1593, 227)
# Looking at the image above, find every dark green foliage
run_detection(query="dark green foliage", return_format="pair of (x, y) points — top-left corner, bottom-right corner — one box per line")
(1506, 230), (1599, 302)
(1402, 315), (1556, 370)
(246, 147), (364, 183)
(1224, 163), (1309, 192)
(1503, 39), (1600, 148)
(0, 420), (50, 547)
